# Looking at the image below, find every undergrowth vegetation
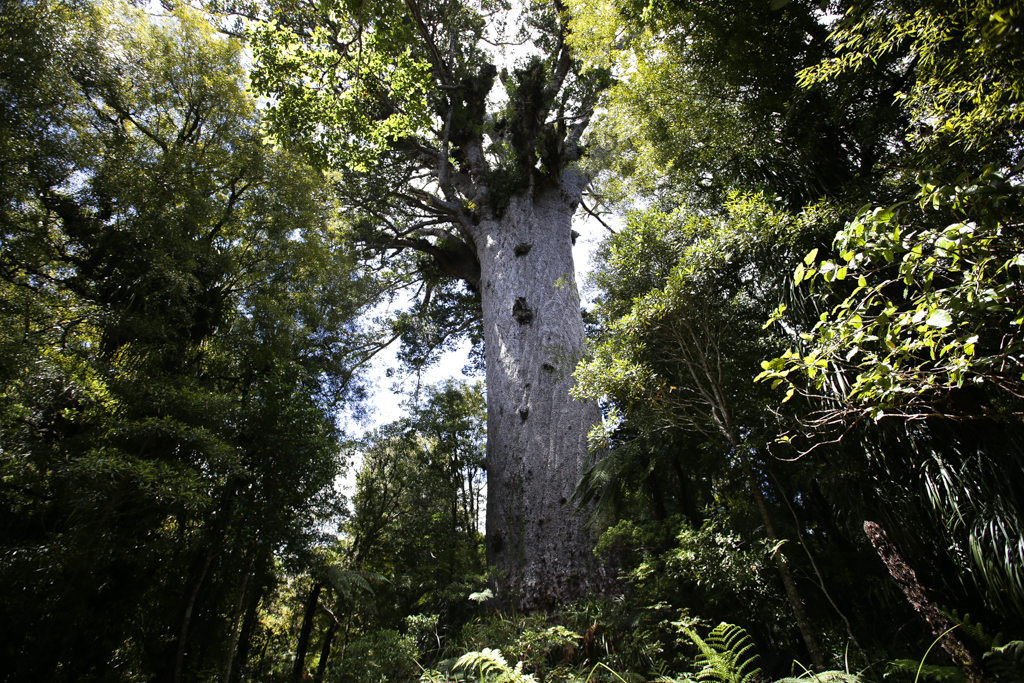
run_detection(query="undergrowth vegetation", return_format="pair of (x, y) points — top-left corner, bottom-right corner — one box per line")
(295, 589), (1021, 683)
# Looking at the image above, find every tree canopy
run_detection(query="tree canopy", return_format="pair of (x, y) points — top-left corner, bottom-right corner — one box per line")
(0, 1), (380, 678)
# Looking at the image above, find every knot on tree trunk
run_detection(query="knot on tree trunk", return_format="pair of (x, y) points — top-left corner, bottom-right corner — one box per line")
(512, 297), (533, 324)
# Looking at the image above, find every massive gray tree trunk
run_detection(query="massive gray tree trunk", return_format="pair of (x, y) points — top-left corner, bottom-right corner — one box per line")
(248, 0), (608, 614)
(474, 172), (610, 611)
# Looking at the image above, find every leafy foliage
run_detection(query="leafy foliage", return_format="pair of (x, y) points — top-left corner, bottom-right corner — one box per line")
(748, 0), (1024, 629)
(0, 1), (378, 679)
(884, 660), (966, 683)
(567, 0), (907, 212)
(983, 641), (1024, 683)
(775, 674), (862, 683)
(574, 194), (814, 449)
(800, 0), (1024, 162)
(759, 167), (1024, 424)
(681, 623), (763, 683)
(456, 648), (540, 683)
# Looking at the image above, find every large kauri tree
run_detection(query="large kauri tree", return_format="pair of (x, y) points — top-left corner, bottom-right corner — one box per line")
(247, 0), (612, 609)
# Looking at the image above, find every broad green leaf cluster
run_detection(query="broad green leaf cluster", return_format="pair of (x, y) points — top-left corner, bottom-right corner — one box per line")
(800, 0), (1024, 158)
(759, 166), (1024, 423)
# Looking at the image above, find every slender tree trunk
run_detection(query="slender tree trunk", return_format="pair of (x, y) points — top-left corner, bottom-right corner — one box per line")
(314, 618), (341, 683)
(254, 633), (272, 681)
(164, 479), (238, 683)
(170, 541), (217, 683)
(339, 612), (354, 661)
(450, 492), (459, 585)
(293, 580), (324, 681)
(738, 450), (827, 671)
(464, 471), (476, 544)
(647, 471), (668, 521)
(230, 572), (267, 683)
(771, 473), (861, 653)
(665, 310), (824, 667)
(673, 454), (703, 528)
(222, 545), (257, 683)
(477, 176), (610, 611)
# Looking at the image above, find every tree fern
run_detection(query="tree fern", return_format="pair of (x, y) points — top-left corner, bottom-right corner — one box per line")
(682, 623), (762, 683)
(324, 566), (387, 599)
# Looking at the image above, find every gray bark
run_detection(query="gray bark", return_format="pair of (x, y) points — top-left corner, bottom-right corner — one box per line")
(475, 173), (611, 611)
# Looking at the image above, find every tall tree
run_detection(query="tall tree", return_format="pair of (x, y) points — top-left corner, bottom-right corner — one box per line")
(246, 0), (613, 608)
(0, 2), (374, 679)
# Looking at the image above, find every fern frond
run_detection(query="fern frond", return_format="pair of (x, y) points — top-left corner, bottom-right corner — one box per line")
(455, 648), (538, 683)
(323, 566), (389, 602)
(884, 659), (966, 683)
(420, 669), (456, 683)
(457, 648), (510, 676)
(775, 671), (862, 683)
(940, 609), (1004, 650)
(684, 623), (762, 683)
(982, 641), (1024, 683)
(434, 657), (461, 674)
